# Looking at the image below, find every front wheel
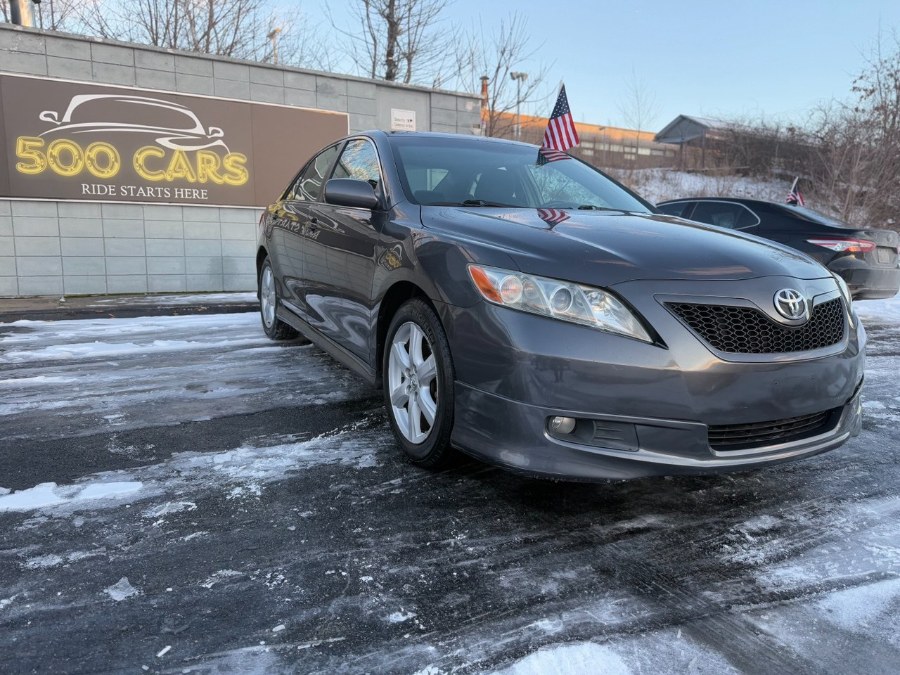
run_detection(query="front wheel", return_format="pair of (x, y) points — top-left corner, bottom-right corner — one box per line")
(383, 299), (456, 468)
(258, 258), (298, 340)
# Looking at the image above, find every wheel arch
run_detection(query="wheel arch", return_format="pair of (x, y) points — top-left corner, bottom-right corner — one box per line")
(375, 281), (440, 380)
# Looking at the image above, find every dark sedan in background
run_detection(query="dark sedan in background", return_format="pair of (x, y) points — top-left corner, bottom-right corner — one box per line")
(657, 197), (900, 300)
(257, 132), (864, 481)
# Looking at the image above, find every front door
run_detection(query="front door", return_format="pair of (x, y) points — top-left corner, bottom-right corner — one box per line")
(298, 139), (386, 362)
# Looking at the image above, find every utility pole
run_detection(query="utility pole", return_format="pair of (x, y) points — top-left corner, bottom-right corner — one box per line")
(510, 71), (528, 142)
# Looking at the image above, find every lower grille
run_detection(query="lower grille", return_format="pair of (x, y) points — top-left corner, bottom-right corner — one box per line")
(667, 298), (845, 353)
(708, 410), (836, 451)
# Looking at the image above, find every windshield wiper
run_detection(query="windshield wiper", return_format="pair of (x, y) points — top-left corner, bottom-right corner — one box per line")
(460, 199), (517, 207)
(576, 204), (619, 211)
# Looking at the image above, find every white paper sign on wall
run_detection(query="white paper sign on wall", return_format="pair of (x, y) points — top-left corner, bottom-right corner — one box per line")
(390, 109), (416, 131)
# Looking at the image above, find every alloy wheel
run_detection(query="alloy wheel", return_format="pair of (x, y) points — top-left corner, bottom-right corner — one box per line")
(388, 321), (439, 444)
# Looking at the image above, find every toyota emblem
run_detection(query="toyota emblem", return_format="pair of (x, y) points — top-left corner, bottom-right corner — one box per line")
(774, 288), (809, 321)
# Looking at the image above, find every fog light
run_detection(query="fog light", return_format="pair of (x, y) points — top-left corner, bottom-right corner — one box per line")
(550, 416), (576, 434)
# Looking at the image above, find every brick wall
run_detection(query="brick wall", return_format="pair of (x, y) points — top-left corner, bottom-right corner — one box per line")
(0, 25), (482, 297)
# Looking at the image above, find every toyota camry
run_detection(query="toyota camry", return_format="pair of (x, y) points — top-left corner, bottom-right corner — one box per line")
(256, 131), (864, 480)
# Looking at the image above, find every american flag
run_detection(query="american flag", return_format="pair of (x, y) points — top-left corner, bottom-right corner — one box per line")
(537, 208), (569, 225)
(786, 177), (805, 206)
(542, 85), (580, 154)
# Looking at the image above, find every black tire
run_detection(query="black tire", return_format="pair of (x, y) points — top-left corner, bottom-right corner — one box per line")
(258, 257), (298, 341)
(382, 298), (456, 468)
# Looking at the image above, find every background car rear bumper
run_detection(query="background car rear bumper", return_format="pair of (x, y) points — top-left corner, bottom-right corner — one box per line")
(829, 259), (900, 299)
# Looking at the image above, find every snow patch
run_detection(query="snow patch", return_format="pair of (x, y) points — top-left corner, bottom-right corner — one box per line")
(0, 481), (143, 513)
(105, 577), (140, 601)
(493, 642), (631, 675)
(815, 578), (900, 631)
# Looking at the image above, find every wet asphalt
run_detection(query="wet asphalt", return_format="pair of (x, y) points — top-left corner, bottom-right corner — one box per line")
(0, 301), (898, 674)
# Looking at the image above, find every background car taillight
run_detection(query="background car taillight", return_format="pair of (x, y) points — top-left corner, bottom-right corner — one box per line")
(807, 238), (876, 253)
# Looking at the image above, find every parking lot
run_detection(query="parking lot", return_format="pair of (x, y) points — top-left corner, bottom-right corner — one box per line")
(1, 298), (899, 674)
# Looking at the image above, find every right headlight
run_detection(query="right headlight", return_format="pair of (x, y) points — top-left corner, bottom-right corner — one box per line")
(832, 272), (855, 327)
(467, 264), (652, 343)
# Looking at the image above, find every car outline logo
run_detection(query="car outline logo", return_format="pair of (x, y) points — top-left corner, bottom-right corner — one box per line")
(38, 94), (229, 151)
(774, 288), (808, 321)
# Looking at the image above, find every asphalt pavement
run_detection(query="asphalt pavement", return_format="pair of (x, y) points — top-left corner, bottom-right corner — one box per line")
(0, 295), (899, 674)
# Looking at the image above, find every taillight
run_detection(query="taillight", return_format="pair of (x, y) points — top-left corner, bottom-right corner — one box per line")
(807, 238), (876, 253)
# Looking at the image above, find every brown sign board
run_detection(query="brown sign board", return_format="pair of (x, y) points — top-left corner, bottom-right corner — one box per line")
(0, 73), (349, 207)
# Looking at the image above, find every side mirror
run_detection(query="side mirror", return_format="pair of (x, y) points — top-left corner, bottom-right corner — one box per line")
(39, 110), (59, 124)
(208, 126), (224, 138)
(324, 178), (379, 210)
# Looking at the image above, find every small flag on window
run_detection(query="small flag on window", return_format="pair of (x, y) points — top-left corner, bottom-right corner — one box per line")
(786, 177), (805, 206)
(541, 84), (580, 159)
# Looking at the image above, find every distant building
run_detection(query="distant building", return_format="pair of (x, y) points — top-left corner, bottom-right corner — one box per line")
(488, 111), (679, 169)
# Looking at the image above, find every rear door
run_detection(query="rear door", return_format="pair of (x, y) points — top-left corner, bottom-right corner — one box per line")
(300, 138), (386, 361)
(275, 143), (342, 315)
(688, 201), (760, 232)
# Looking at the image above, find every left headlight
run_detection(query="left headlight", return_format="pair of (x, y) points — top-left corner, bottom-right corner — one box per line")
(467, 264), (653, 343)
(832, 272), (855, 328)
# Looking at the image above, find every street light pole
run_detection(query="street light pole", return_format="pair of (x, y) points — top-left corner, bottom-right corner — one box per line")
(267, 27), (282, 65)
(509, 71), (528, 141)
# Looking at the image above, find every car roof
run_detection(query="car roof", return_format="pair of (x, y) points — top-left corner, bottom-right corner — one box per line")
(364, 129), (539, 149)
(658, 197), (783, 210)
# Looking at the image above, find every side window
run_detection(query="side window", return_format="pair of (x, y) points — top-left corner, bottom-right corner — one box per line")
(288, 144), (341, 202)
(657, 201), (692, 217)
(332, 139), (382, 191)
(691, 202), (750, 230)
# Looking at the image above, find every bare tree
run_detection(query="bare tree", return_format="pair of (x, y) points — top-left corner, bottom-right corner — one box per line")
(451, 13), (549, 138)
(329, 0), (453, 84)
(75, 0), (325, 68)
(617, 68), (659, 163)
(807, 32), (900, 226)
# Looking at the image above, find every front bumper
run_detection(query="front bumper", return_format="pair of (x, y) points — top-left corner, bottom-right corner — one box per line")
(438, 275), (866, 480)
(451, 381), (862, 480)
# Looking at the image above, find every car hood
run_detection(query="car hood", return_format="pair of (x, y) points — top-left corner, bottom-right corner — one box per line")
(420, 206), (830, 286)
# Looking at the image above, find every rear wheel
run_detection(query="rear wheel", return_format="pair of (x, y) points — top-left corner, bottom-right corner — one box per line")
(258, 258), (298, 340)
(383, 299), (456, 468)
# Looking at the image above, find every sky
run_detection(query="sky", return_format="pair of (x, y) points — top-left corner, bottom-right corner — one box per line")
(314, 0), (900, 131)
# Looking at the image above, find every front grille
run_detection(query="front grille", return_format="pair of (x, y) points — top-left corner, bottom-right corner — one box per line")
(708, 410), (835, 451)
(667, 298), (845, 354)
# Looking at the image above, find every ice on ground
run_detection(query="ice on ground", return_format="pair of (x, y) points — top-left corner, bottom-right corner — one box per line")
(87, 292), (256, 307)
(387, 610), (417, 623)
(105, 577), (140, 601)
(0, 481), (143, 513)
(142, 501), (197, 518)
(1, 421), (387, 519)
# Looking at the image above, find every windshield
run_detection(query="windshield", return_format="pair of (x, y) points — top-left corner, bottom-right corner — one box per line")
(390, 137), (652, 212)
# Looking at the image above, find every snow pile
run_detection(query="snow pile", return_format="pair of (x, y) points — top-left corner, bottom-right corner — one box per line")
(610, 168), (787, 205)
(815, 577), (900, 633)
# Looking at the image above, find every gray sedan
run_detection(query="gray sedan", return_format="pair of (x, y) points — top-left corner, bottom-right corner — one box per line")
(256, 131), (864, 480)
